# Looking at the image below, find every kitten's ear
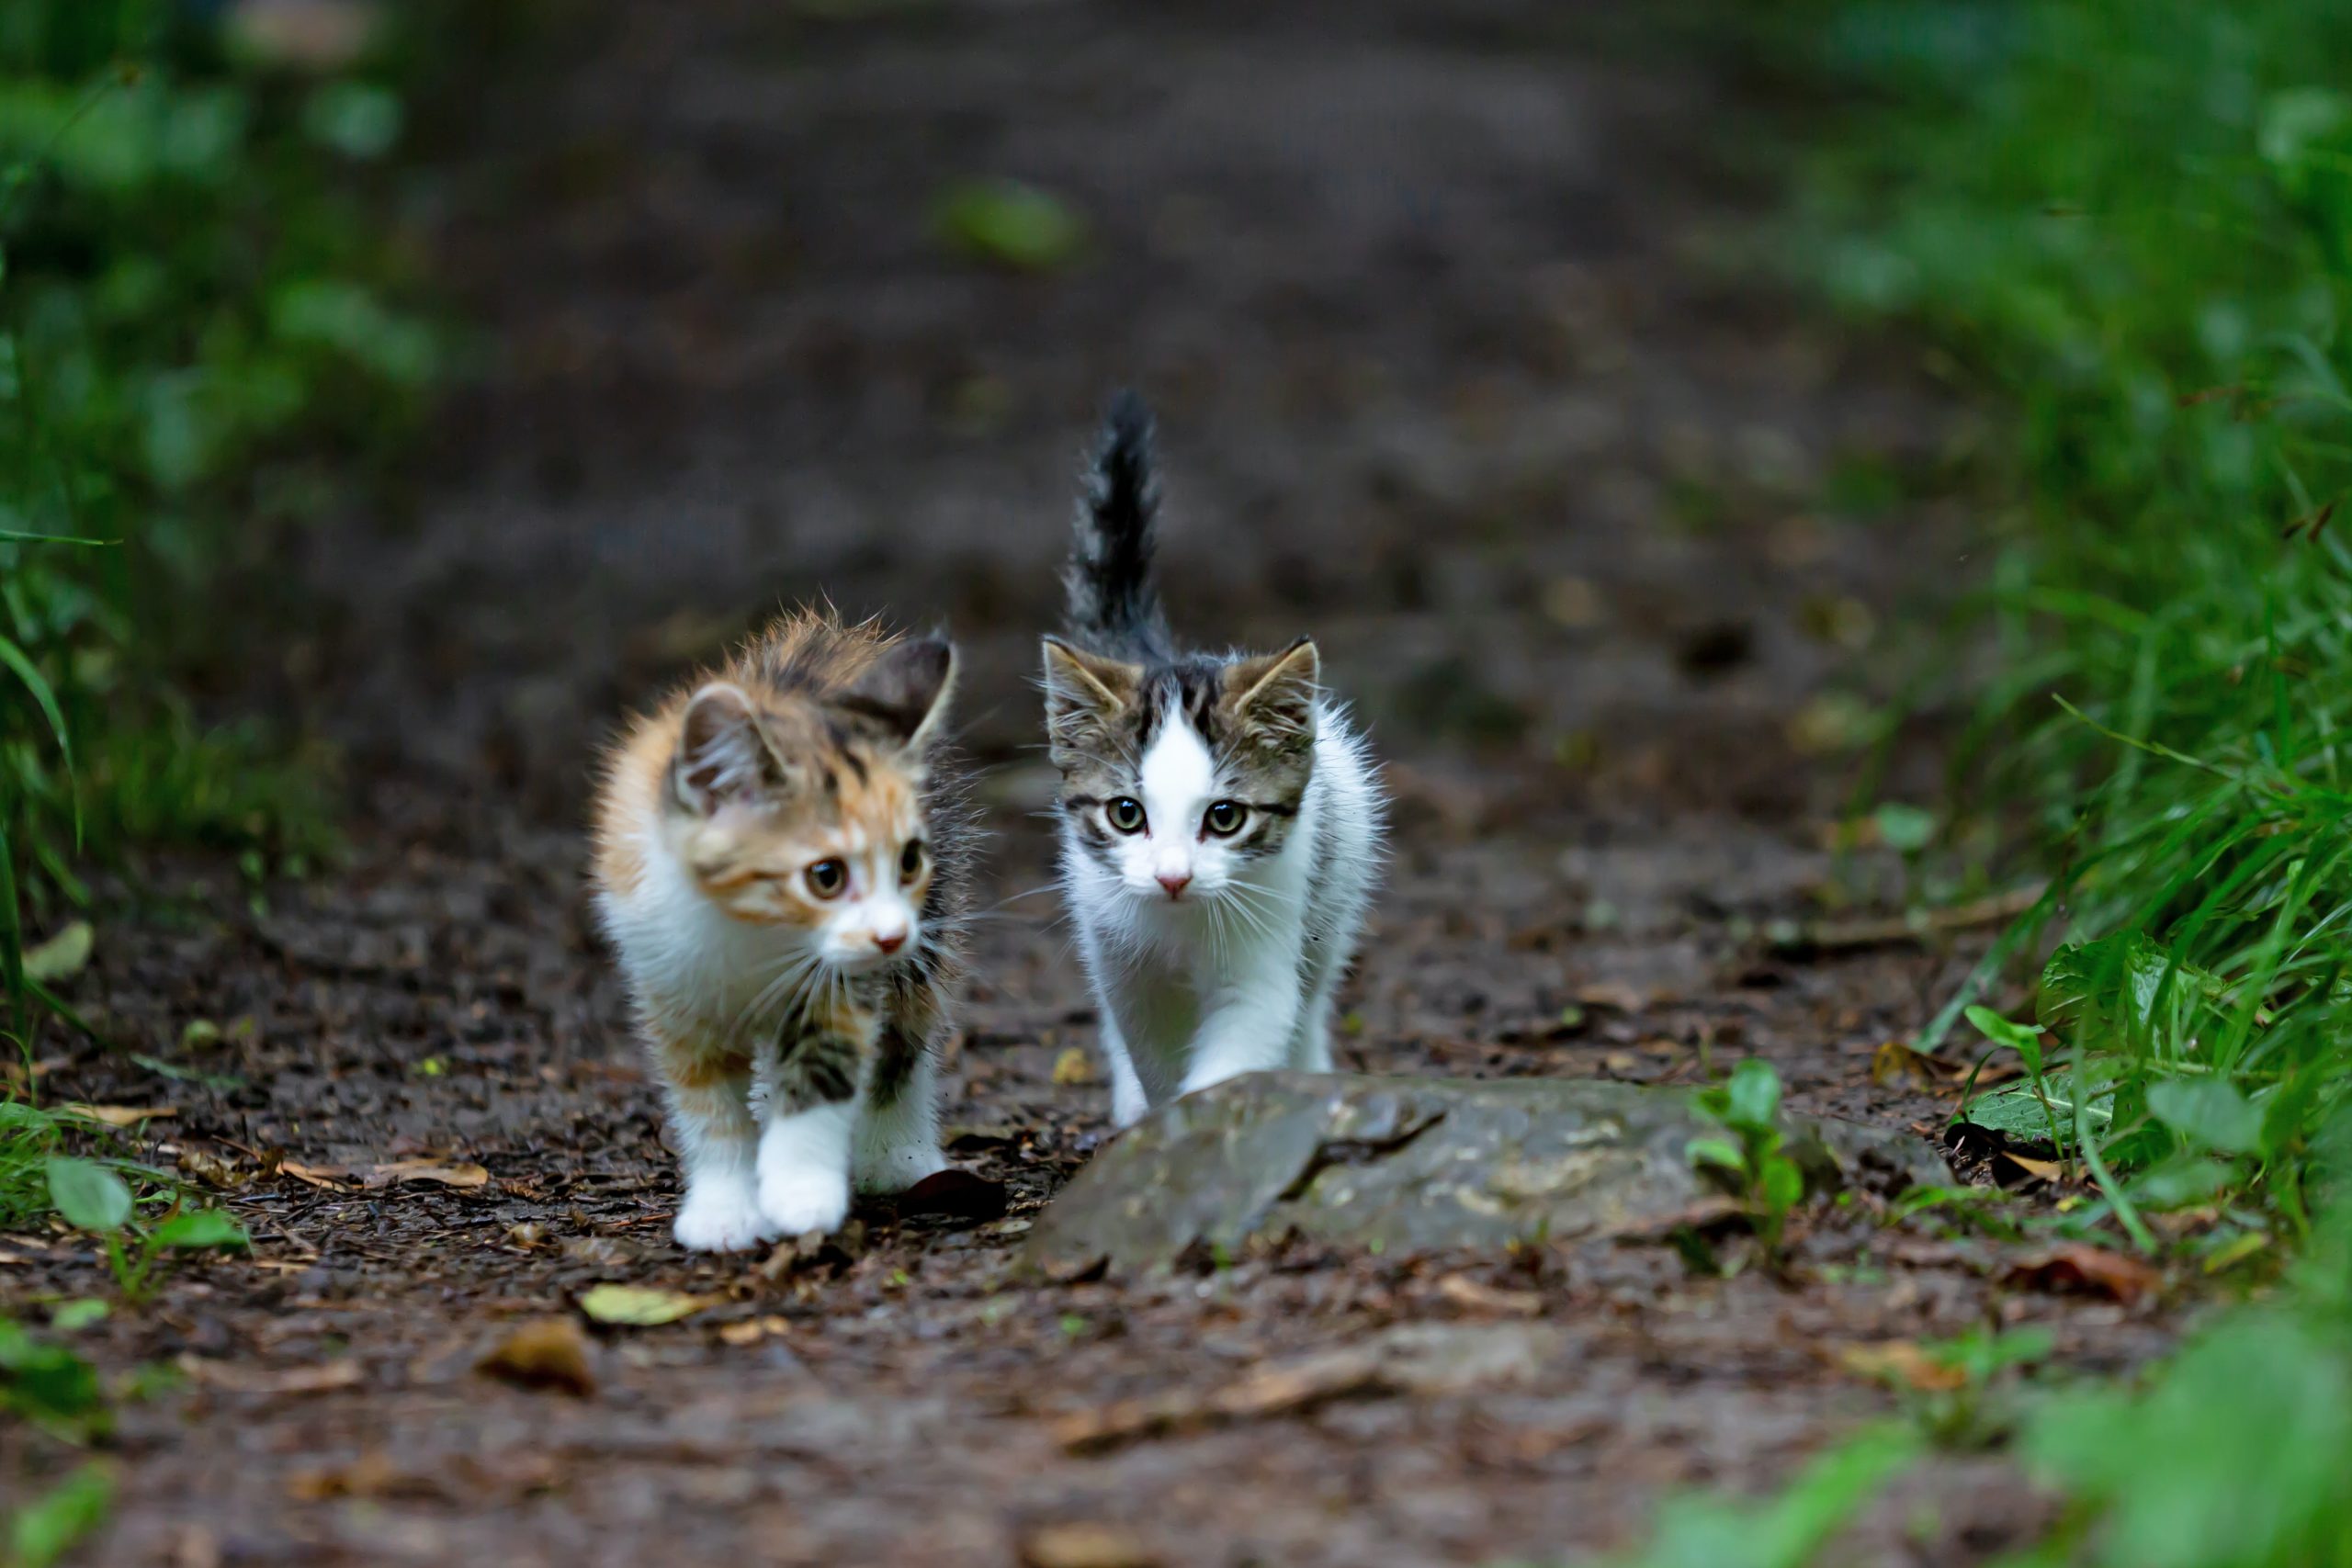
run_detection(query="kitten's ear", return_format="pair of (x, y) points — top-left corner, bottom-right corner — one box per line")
(1225, 637), (1319, 749)
(674, 682), (783, 814)
(1041, 637), (1141, 754)
(835, 637), (956, 750)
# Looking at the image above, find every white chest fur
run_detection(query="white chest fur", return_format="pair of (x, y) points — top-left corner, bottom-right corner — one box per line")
(1061, 707), (1383, 1125)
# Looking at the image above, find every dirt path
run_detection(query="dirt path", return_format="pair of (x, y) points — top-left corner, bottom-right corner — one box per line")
(12, 5), (2183, 1564)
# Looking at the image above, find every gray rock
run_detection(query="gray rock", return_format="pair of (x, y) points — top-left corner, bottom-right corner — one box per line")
(1024, 1071), (1950, 1276)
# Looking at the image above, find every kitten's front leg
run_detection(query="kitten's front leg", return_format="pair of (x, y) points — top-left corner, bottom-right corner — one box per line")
(1179, 979), (1304, 1100)
(1104, 1018), (1152, 1130)
(853, 976), (950, 1193)
(656, 1038), (779, 1253)
(757, 991), (874, 1235)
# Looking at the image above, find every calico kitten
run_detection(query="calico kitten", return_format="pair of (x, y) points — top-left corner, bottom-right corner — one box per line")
(1043, 392), (1385, 1127)
(592, 611), (972, 1250)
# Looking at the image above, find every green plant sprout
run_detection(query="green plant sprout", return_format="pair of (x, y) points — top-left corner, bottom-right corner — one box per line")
(43, 1155), (246, 1303)
(1688, 1059), (1808, 1261)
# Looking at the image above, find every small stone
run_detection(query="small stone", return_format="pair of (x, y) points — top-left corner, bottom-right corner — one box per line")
(1023, 1072), (1948, 1277)
(894, 1168), (1008, 1223)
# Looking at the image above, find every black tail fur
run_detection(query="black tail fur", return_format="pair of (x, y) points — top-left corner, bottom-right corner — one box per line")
(1062, 389), (1170, 660)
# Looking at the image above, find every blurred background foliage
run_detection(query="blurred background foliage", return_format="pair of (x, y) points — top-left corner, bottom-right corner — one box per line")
(1613, 0), (2352, 1560)
(1748, 0), (2352, 1243)
(0, 0), (441, 1041)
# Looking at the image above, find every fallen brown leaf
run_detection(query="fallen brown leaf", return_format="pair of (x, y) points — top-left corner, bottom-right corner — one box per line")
(1054, 1325), (1560, 1454)
(1835, 1340), (1969, 1393)
(476, 1317), (595, 1396)
(62, 1103), (176, 1128)
(1021, 1522), (1160, 1568)
(285, 1452), (436, 1502)
(362, 1158), (491, 1190)
(717, 1315), (791, 1347)
(174, 1146), (246, 1190)
(2005, 1243), (2161, 1304)
(276, 1160), (352, 1190)
(1999, 1152), (2067, 1185)
(1435, 1275), (1544, 1317)
(179, 1356), (363, 1395)
(1870, 1041), (1959, 1089)
(1574, 982), (1649, 1014)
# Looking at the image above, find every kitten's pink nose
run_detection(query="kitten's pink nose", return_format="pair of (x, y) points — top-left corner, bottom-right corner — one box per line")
(872, 929), (907, 954)
(1157, 870), (1192, 899)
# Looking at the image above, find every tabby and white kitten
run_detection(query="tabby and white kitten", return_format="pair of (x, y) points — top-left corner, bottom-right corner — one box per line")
(593, 612), (972, 1250)
(1044, 393), (1385, 1128)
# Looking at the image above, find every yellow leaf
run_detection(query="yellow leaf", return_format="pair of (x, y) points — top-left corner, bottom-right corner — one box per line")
(1835, 1341), (1967, 1393)
(2203, 1231), (2271, 1275)
(62, 1103), (175, 1128)
(578, 1284), (716, 1327)
(1051, 1047), (1097, 1087)
(24, 920), (93, 984)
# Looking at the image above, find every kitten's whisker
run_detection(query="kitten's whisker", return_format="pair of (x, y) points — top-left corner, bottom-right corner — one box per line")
(977, 884), (1062, 916)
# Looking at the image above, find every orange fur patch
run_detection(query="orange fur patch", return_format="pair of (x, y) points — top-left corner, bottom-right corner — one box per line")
(590, 609), (936, 923)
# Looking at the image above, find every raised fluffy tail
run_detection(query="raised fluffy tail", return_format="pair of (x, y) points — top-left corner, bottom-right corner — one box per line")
(1062, 389), (1170, 660)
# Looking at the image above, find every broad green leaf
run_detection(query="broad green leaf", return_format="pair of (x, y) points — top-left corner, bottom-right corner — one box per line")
(44, 1156), (131, 1233)
(1759, 1157), (1804, 1214)
(1724, 1060), (1782, 1132)
(1958, 1080), (2111, 1152)
(0, 1320), (100, 1422)
(0, 1100), (54, 1133)
(577, 1284), (715, 1327)
(1685, 1135), (1744, 1172)
(8, 1462), (115, 1568)
(150, 1209), (249, 1251)
(933, 179), (1088, 272)
(2037, 933), (2218, 1052)
(2023, 1314), (2350, 1568)
(2148, 1079), (2262, 1156)
(22, 919), (91, 984)
(49, 1298), (107, 1332)
(1871, 802), (1936, 852)
(1965, 1005), (2044, 1074)
(2130, 1154), (2235, 1210)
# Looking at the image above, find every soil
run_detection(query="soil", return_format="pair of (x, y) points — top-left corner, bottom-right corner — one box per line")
(7, 4), (2190, 1564)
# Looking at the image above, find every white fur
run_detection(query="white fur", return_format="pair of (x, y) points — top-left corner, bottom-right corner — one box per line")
(596, 813), (943, 1252)
(756, 1098), (855, 1235)
(1062, 701), (1385, 1127)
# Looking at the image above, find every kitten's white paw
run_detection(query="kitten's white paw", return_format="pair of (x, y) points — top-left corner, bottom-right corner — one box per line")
(854, 1142), (948, 1195)
(673, 1179), (780, 1253)
(1109, 1066), (1152, 1131)
(758, 1164), (852, 1235)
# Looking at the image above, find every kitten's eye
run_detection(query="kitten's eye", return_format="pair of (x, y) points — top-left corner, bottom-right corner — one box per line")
(1106, 797), (1147, 834)
(899, 839), (926, 885)
(804, 859), (849, 900)
(1204, 800), (1247, 837)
